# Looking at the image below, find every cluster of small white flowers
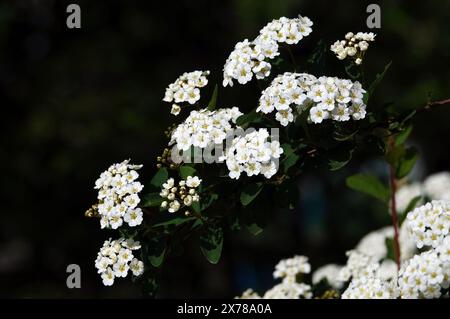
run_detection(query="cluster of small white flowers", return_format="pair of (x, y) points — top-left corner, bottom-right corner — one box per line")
(355, 225), (416, 262)
(312, 264), (344, 289)
(223, 15), (313, 87)
(342, 263), (398, 299)
(236, 255), (312, 299)
(330, 32), (376, 65)
(163, 70), (210, 115)
(406, 200), (450, 249)
(395, 182), (423, 214)
(95, 238), (144, 286)
(263, 281), (312, 299)
(94, 160), (144, 229)
(169, 107), (242, 151)
(257, 72), (367, 126)
(338, 250), (376, 282)
(236, 289), (262, 299)
(398, 248), (450, 299)
(423, 172), (450, 201)
(159, 176), (201, 213)
(220, 128), (283, 179)
(273, 255), (311, 281)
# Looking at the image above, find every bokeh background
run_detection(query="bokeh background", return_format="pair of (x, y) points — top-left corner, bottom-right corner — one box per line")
(1, 0), (449, 298)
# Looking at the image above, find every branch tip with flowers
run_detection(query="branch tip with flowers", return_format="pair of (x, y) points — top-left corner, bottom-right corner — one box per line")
(85, 14), (450, 299)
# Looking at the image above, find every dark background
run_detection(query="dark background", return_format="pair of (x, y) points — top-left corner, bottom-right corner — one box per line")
(0, 0), (449, 298)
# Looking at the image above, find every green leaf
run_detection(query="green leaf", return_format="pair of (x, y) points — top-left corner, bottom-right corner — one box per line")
(385, 237), (396, 262)
(346, 174), (390, 203)
(400, 195), (422, 225)
(150, 168), (168, 188)
(152, 215), (196, 228)
(395, 125), (413, 146)
(141, 271), (160, 298)
(179, 165), (196, 179)
(368, 61), (392, 97)
(236, 109), (258, 126)
(240, 183), (264, 206)
(281, 144), (300, 174)
(396, 147), (418, 179)
(207, 84), (219, 111)
(333, 130), (359, 142)
(141, 193), (164, 207)
(147, 235), (166, 267)
(328, 144), (354, 171)
(199, 224), (224, 264)
(306, 40), (327, 74)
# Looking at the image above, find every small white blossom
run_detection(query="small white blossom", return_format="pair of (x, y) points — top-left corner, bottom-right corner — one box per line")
(331, 32), (376, 64)
(406, 200), (450, 249)
(221, 129), (283, 179)
(223, 15), (313, 86)
(94, 160), (144, 229)
(95, 238), (144, 286)
(170, 108), (242, 151)
(163, 71), (209, 115)
(257, 73), (367, 126)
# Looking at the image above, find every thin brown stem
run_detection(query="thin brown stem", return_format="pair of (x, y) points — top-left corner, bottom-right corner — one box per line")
(389, 162), (401, 270)
(417, 98), (450, 114)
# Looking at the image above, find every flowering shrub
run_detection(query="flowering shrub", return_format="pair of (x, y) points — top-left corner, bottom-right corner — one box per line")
(85, 13), (450, 298)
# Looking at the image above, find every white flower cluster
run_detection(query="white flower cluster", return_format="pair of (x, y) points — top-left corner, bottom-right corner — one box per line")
(220, 128), (283, 179)
(159, 176), (201, 213)
(395, 182), (423, 214)
(312, 264), (344, 290)
(391, 171), (450, 214)
(257, 72), (367, 126)
(355, 225), (416, 262)
(169, 107), (242, 151)
(237, 255), (312, 299)
(424, 172), (450, 201)
(406, 200), (450, 249)
(223, 15), (313, 87)
(341, 262), (398, 299)
(273, 255), (311, 281)
(95, 238), (144, 286)
(263, 281), (312, 299)
(94, 160), (144, 229)
(163, 70), (210, 115)
(398, 247), (450, 299)
(330, 32), (376, 65)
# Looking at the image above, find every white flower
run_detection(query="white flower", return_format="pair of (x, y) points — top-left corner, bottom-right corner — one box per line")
(94, 160), (144, 229)
(273, 255), (311, 282)
(158, 176), (201, 214)
(398, 250), (448, 299)
(171, 104), (181, 116)
(95, 238), (144, 286)
(331, 32), (375, 64)
(168, 200), (181, 213)
(163, 71), (209, 113)
(101, 268), (115, 286)
(186, 176), (202, 188)
(130, 258), (144, 276)
(223, 15), (313, 86)
(395, 182), (423, 214)
(263, 282), (312, 299)
(406, 200), (450, 249)
(169, 107), (242, 151)
(222, 129), (283, 179)
(423, 171), (450, 201)
(257, 73), (367, 126)
(310, 106), (328, 123)
(124, 208), (143, 227)
(312, 264), (344, 289)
